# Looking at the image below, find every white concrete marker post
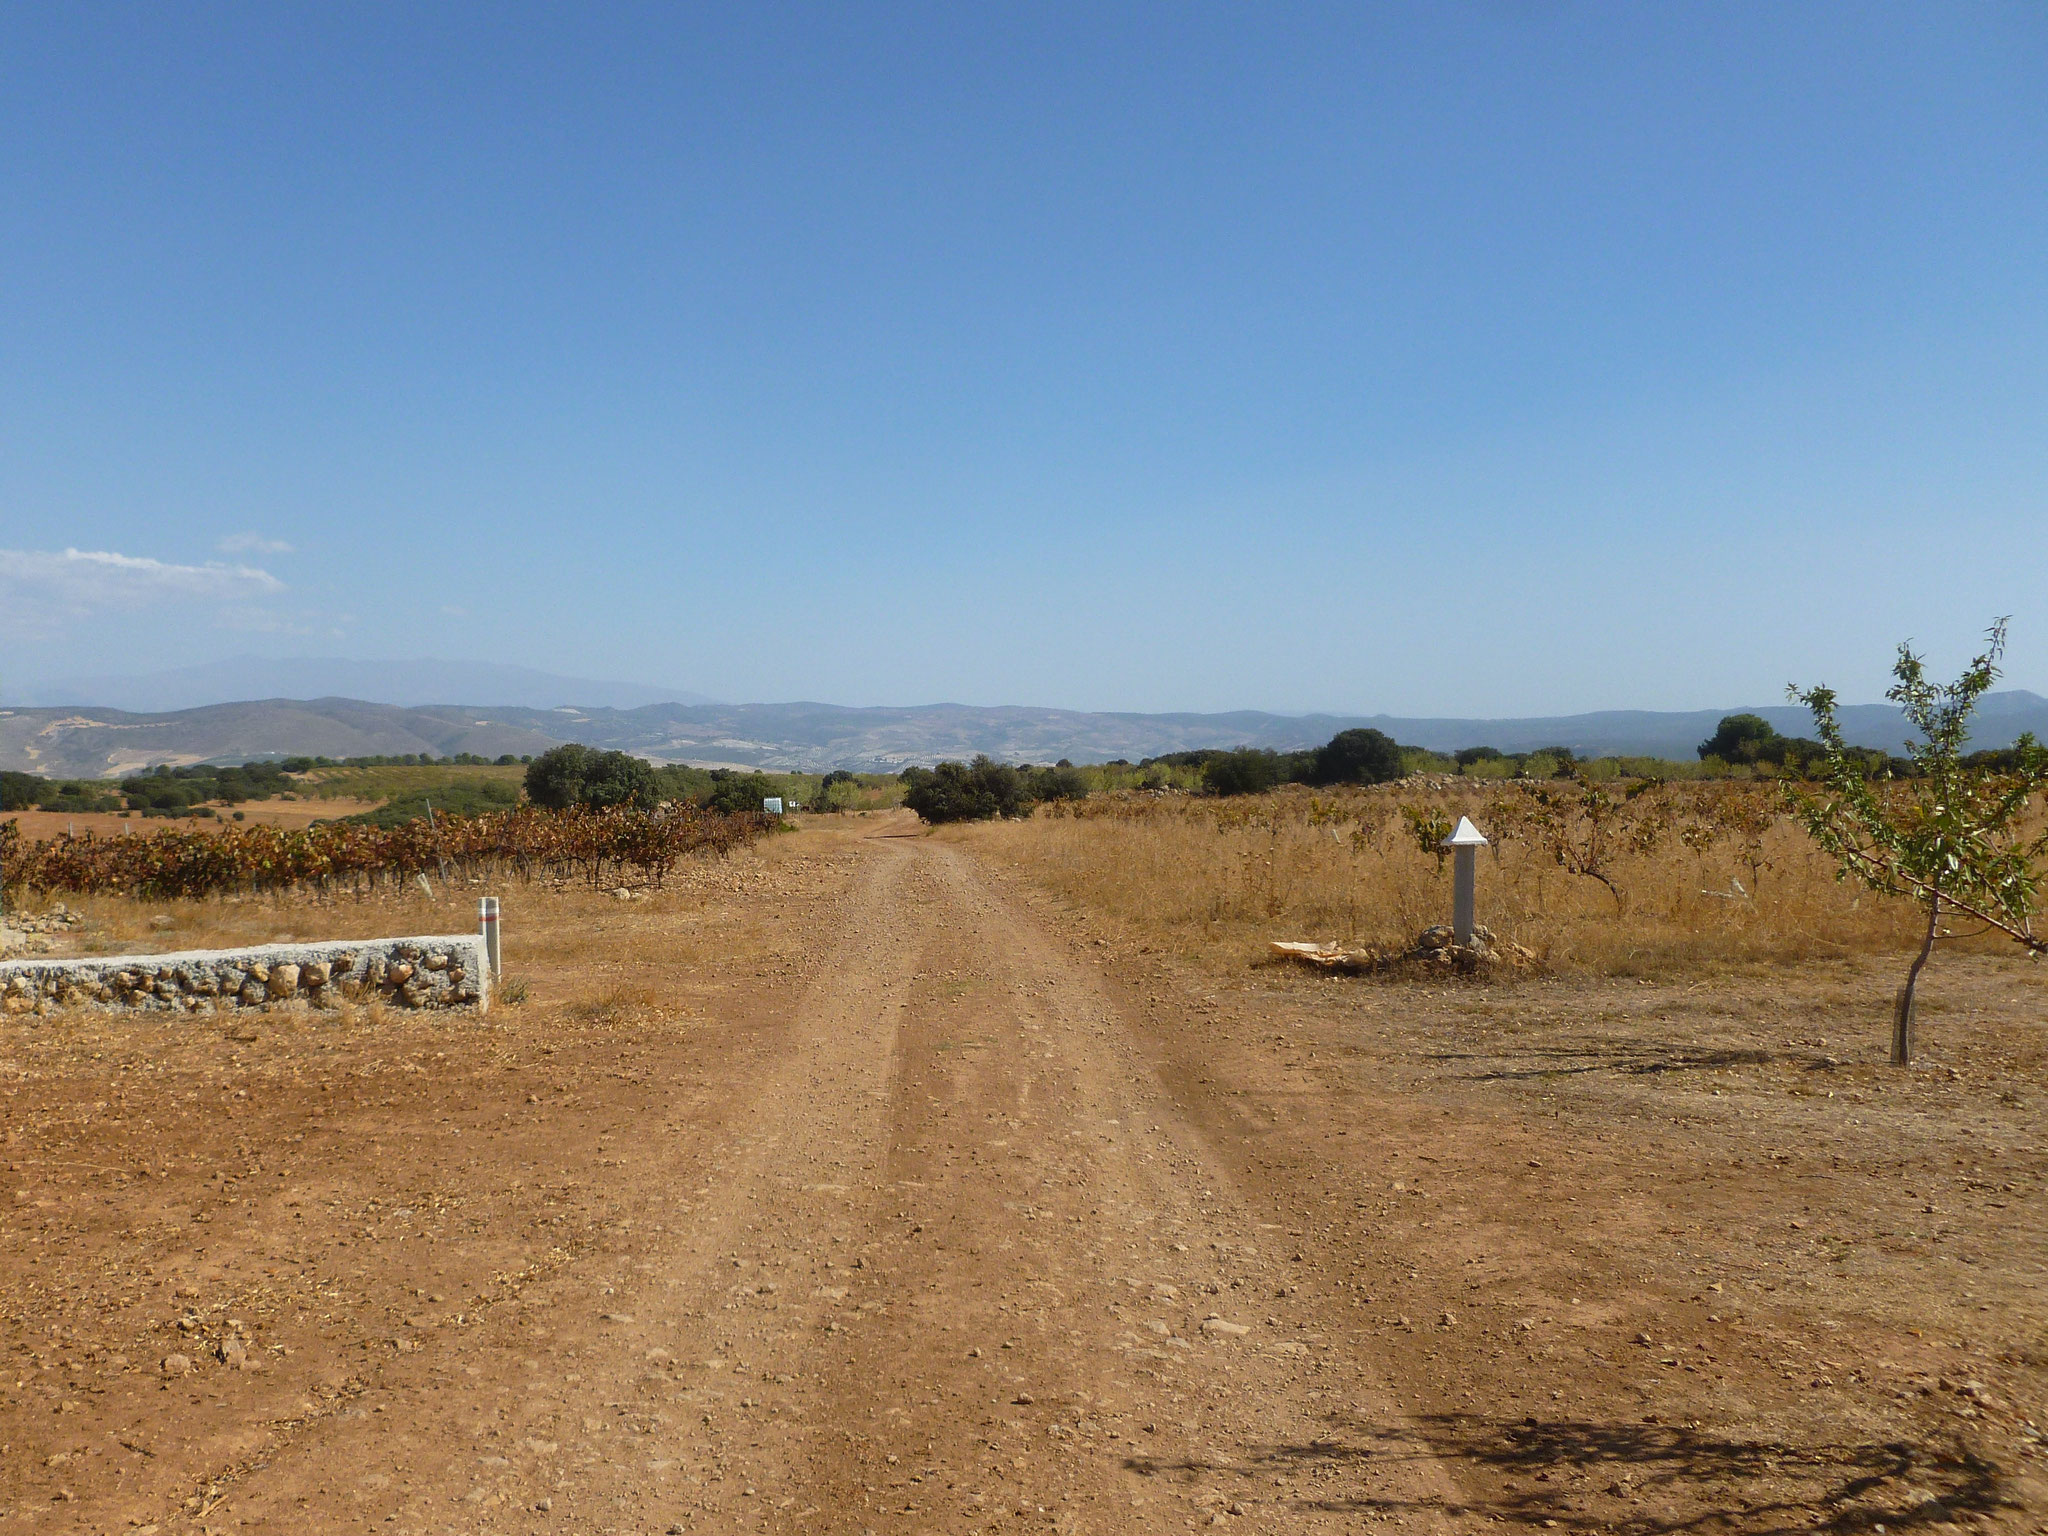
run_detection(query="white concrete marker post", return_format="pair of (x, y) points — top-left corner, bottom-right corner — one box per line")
(1441, 816), (1490, 946)
(479, 896), (501, 979)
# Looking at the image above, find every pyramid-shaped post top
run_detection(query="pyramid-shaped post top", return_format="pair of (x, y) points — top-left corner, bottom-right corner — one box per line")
(1440, 815), (1489, 848)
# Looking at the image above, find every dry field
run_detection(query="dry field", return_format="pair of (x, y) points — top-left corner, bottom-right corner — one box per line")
(986, 782), (1952, 975)
(0, 801), (2042, 1535)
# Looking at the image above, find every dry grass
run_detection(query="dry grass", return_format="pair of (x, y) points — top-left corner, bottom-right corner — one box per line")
(43, 887), (483, 956)
(6, 828), (837, 988)
(966, 781), (1998, 977)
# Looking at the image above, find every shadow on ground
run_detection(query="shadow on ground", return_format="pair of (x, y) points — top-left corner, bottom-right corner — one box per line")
(1427, 1042), (1782, 1082)
(1127, 1413), (2013, 1533)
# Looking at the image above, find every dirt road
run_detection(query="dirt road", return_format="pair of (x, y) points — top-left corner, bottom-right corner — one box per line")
(3, 820), (2041, 1532)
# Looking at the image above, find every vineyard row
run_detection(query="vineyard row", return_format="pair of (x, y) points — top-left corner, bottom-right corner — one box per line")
(0, 804), (770, 900)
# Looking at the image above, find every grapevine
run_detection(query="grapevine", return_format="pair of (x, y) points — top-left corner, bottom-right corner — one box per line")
(0, 804), (767, 901)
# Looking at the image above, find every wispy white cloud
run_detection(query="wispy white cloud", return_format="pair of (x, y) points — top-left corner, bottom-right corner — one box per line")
(217, 532), (294, 555)
(0, 548), (285, 628)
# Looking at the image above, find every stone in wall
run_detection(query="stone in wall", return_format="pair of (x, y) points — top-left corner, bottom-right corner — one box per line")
(0, 934), (490, 1019)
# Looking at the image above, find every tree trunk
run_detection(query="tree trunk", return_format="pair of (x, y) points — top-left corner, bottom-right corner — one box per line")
(1896, 890), (1940, 1066)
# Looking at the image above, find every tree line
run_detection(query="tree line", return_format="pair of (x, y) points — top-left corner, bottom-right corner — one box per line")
(903, 728), (1412, 823)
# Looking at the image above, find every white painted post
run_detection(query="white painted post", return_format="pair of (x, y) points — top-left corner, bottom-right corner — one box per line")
(1440, 816), (1490, 946)
(480, 896), (501, 978)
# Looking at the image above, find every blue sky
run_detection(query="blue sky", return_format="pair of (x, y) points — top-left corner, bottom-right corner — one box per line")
(2, 4), (2043, 715)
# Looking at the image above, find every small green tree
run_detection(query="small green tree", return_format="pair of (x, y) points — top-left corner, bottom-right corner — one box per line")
(1203, 749), (1289, 796)
(1399, 804), (1454, 872)
(1698, 713), (1781, 764)
(1790, 621), (2048, 1065)
(525, 743), (661, 811)
(902, 757), (1031, 823)
(0, 772), (42, 813)
(579, 750), (660, 810)
(524, 744), (595, 809)
(704, 771), (780, 816)
(1026, 763), (1090, 802)
(1312, 727), (1405, 786)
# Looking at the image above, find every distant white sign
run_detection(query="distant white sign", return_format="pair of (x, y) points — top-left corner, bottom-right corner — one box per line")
(763, 797), (784, 815)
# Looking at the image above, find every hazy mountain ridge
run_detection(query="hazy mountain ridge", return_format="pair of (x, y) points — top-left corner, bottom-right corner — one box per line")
(3, 691), (2044, 780)
(14, 656), (716, 713)
(490, 694), (2048, 769)
(0, 700), (559, 779)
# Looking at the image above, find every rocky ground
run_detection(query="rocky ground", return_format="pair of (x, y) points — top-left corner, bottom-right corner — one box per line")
(0, 812), (2041, 1534)
(0, 904), (86, 959)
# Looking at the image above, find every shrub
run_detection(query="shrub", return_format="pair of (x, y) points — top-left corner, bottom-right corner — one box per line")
(1203, 750), (1292, 797)
(524, 745), (594, 809)
(581, 750), (660, 810)
(1027, 764), (1091, 802)
(348, 777), (521, 828)
(1312, 728), (1405, 786)
(704, 771), (780, 816)
(814, 770), (864, 813)
(1698, 713), (1781, 764)
(1695, 715), (1843, 777)
(1517, 747), (1581, 779)
(653, 763), (715, 804)
(1, 772), (43, 812)
(903, 757), (1031, 823)
(524, 744), (660, 811)
(102, 758), (298, 813)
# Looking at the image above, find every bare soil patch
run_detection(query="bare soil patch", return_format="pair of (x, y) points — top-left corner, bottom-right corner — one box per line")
(1, 811), (2041, 1533)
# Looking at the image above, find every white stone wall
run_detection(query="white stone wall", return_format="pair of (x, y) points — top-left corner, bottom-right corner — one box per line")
(0, 935), (491, 1017)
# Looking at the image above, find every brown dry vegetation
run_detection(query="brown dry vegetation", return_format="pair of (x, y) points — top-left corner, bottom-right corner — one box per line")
(0, 803), (384, 842)
(969, 781), (2006, 978)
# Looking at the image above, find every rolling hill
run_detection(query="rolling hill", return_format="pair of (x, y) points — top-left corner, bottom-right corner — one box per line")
(4, 692), (2044, 779)
(13, 656), (715, 713)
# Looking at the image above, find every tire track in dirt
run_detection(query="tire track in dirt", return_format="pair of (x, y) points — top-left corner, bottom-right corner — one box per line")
(191, 833), (1471, 1533)
(785, 842), (1467, 1533)
(205, 839), (927, 1531)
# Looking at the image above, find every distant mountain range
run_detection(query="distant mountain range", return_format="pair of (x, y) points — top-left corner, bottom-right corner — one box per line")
(3, 691), (2044, 780)
(12, 656), (716, 713)
(1354, 691), (2048, 760)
